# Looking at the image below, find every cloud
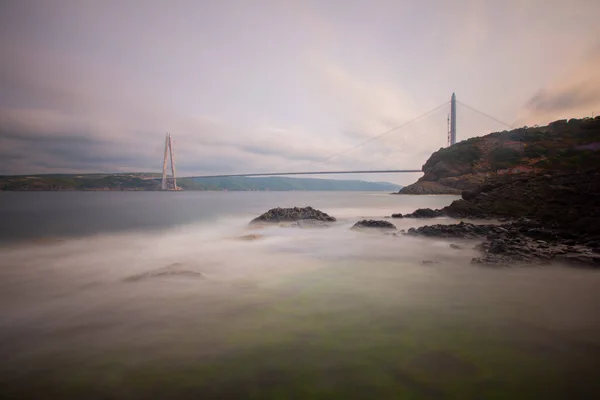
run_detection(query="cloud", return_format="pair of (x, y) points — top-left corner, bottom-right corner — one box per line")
(518, 44), (600, 124)
(308, 58), (418, 141)
(2, 0), (599, 186)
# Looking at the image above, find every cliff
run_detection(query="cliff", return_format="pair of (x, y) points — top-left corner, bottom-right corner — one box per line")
(399, 116), (600, 194)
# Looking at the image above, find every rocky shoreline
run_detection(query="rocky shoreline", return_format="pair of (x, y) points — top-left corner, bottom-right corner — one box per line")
(248, 168), (600, 268)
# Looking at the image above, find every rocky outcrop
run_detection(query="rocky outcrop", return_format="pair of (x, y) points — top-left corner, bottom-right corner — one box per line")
(250, 206), (336, 224)
(397, 168), (600, 227)
(407, 221), (600, 267)
(398, 181), (462, 195)
(407, 221), (503, 238)
(402, 208), (445, 218)
(352, 220), (397, 230)
(447, 169), (600, 234)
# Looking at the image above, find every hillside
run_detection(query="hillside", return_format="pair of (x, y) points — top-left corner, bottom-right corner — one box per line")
(399, 116), (600, 194)
(180, 177), (400, 191)
(0, 174), (401, 192)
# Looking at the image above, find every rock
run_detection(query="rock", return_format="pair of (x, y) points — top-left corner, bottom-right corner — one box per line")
(407, 222), (498, 239)
(450, 244), (462, 249)
(442, 199), (488, 219)
(404, 208), (444, 218)
(398, 181), (462, 195)
(293, 220), (331, 229)
(352, 219), (397, 230)
(237, 234), (264, 241)
(409, 220), (600, 267)
(250, 206), (336, 224)
(421, 260), (440, 265)
(391, 213), (404, 218)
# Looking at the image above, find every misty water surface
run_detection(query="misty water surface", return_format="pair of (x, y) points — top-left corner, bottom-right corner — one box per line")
(1, 191), (600, 399)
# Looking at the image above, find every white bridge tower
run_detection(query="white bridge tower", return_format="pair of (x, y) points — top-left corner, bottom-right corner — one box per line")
(161, 133), (178, 190)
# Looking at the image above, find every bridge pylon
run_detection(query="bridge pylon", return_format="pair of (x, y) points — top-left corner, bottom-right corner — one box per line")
(450, 92), (457, 146)
(161, 133), (178, 190)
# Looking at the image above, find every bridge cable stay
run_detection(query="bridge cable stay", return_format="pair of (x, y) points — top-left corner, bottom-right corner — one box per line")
(326, 101), (515, 172)
(317, 101), (450, 164)
(184, 99), (514, 179)
(311, 105), (450, 171)
(324, 122), (444, 169)
(183, 104), (448, 180)
(456, 101), (514, 129)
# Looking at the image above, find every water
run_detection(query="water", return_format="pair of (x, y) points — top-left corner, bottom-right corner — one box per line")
(1, 191), (600, 399)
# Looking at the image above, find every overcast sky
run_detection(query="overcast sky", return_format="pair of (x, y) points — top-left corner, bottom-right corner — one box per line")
(1, 0), (599, 184)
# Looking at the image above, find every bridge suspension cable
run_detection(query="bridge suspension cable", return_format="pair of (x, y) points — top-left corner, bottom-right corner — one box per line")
(456, 100), (513, 129)
(318, 101), (450, 163)
(176, 95), (518, 180)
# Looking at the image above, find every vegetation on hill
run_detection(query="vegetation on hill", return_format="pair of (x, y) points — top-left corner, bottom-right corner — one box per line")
(400, 116), (600, 194)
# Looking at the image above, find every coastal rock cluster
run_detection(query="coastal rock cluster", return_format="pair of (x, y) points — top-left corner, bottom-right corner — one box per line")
(248, 167), (600, 268)
(407, 220), (599, 266)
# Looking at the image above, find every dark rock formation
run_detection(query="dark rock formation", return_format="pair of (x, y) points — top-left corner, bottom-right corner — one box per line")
(250, 206), (336, 224)
(391, 213), (404, 218)
(401, 168), (600, 228)
(403, 208), (445, 218)
(442, 199), (489, 219)
(406, 220), (599, 267)
(407, 221), (504, 239)
(447, 169), (600, 235)
(398, 181), (462, 195)
(352, 220), (397, 230)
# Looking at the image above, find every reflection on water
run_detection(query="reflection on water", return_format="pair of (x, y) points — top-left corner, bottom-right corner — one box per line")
(1, 192), (599, 399)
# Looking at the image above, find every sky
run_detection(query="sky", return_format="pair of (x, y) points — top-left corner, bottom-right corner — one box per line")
(1, 0), (599, 184)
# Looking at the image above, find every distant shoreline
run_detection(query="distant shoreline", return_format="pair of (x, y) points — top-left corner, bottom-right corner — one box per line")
(0, 174), (402, 192)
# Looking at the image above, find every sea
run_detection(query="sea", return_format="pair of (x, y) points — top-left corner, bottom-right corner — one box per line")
(1, 191), (599, 399)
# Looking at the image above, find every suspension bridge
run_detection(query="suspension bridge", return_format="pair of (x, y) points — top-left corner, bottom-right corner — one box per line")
(160, 93), (512, 190)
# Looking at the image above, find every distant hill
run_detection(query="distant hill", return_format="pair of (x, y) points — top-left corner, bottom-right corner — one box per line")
(0, 174), (401, 192)
(399, 116), (600, 194)
(179, 176), (400, 191)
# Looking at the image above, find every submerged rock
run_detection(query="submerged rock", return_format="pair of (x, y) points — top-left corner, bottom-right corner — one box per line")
(250, 206), (336, 225)
(237, 234), (264, 241)
(352, 219), (397, 230)
(124, 263), (203, 282)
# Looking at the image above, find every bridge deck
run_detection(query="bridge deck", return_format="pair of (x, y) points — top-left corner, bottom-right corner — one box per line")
(178, 170), (423, 179)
